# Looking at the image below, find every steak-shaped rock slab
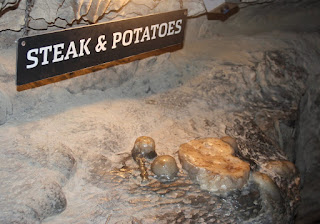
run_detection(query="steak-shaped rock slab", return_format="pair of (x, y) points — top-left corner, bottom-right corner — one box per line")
(179, 138), (250, 194)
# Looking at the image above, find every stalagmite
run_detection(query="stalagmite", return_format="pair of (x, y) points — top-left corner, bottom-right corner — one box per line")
(151, 155), (179, 181)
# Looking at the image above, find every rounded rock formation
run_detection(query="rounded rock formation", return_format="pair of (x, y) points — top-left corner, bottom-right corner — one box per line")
(251, 171), (281, 202)
(220, 136), (238, 151)
(131, 136), (157, 161)
(179, 138), (250, 194)
(151, 155), (179, 182)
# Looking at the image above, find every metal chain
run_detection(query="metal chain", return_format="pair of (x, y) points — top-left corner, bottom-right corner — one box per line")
(23, 0), (35, 36)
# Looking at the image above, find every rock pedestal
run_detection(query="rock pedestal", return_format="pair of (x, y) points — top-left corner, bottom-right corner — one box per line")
(179, 138), (250, 194)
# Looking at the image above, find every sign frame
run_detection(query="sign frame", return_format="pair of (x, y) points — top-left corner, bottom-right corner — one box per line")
(16, 9), (187, 88)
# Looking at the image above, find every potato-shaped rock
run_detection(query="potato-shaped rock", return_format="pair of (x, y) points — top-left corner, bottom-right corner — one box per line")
(132, 136), (157, 161)
(151, 155), (179, 181)
(179, 138), (250, 194)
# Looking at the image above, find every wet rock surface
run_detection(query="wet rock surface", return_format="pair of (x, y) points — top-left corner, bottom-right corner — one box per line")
(151, 155), (179, 181)
(86, 160), (283, 224)
(295, 73), (320, 223)
(0, 44), (309, 223)
(179, 138), (250, 194)
(1, 3), (320, 222)
(226, 118), (301, 220)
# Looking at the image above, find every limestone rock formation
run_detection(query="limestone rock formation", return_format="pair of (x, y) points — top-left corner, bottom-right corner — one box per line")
(251, 172), (281, 203)
(0, 0), (24, 32)
(0, 143), (74, 223)
(179, 138), (250, 194)
(0, 0), (19, 10)
(0, 39), (309, 223)
(0, 0), (319, 222)
(0, 89), (12, 125)
(0, 180), (66, 223)
(0, 0), (206, 31)
(295, 73), (320, 223)
(151, 155), (179, 181)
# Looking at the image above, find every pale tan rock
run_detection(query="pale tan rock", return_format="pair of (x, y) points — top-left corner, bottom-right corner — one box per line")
(30, 0), (62, 24)
(29, 18), (48, 30)
(265, 160), (297, 179)
(179, 138), (250, 194)
(0, 0), (207, 31)
(0, 89), (12, 125)
(131, 136), (157, 161)
(251, 172), (281, 202)
(0, 2), (24, 31)
(182, 0), (206, 17)
(220, 136), (238, 151)
(151, 155), (179, 181)
(0, 0), (19, 10)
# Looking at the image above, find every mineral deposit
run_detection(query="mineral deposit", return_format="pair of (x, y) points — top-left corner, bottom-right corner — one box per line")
(179, 138), (250, 194)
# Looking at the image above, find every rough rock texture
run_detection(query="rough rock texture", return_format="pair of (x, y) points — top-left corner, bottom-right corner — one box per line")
(0, 0), (24, 31)
(151, 155), (179, 181)
(0, 143), (74, 223)
(0, 0), (19, 11)
(0, 0), (205, 31)
(0, 0), (19, 10)
(0, 0), (320, 223)
(2, 0), (320, 32)
(0, 89), (12, 124)
(1, 34), (314, 222)
(295, 73), (320, 223)
(47, 154), (292, 224)
(132, 136), (157, 162)
(251, 172), (281, 203)
(179, 138), (250, 194)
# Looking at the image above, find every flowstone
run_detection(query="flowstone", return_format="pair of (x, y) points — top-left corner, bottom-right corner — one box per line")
(82, 147), (294, 223)
(179, 138), (250, 194)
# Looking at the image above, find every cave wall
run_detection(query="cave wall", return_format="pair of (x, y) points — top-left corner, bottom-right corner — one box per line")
(295, 73), (320, 223)
(0, 0), (320, 223)
(0, 0), (205, 32)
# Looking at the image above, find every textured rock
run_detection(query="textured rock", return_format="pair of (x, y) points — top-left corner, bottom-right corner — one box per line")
(131, 136), (157, 161)
(0, 40), (308, 223)
(1, 4), (319, 222)
(251, 172), (281, 203)
(0, 89), (12, 125)
(179, 138), (250, 194)
(262, 160), (297, 179)
(226, 118), (301, 222)
(1, 0), (319, 32)
(182, 0), (205, 17)
(58, 59), (139, 94)
(0, 160), (67, 223)
(0, 0), (24, 31)
(0, 141), (75, 222)
(0, 180), (66, 223)
(220, 136), (238, 151)
(151, 155), (179, 181)
(0, 0), (19, 10)
(295, 73), (320, 223)
(0, 0), (206, 31)
(29, 18), (48, 30)
(250, 171), (287, 224)
(72, 151), (293, 223)
(29, 0), (62, 24)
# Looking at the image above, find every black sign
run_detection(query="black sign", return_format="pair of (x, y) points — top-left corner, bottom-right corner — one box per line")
(16, 9), (187, 86)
